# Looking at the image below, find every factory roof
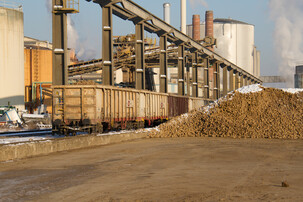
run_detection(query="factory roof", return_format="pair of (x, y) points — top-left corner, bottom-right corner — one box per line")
(0, 0), (23, 11)
(214, 18), (253, 26)
(24, 36), (52, 50)
(186, 18), (254, 27)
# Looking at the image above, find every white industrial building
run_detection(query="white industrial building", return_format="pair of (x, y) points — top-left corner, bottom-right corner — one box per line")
(187, 18), (260, 77)
(0, 5), (25, 111)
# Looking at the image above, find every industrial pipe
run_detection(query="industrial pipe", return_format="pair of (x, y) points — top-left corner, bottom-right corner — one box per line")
(181, 0), (186, 34)
(163, 3), (171, 24)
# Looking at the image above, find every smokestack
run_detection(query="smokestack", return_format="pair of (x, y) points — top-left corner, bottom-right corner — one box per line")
(181, 0), (186, 34)
(205, 10), (214, 50)
(163, 3), (171, 24)
(192, 15), (200, 41)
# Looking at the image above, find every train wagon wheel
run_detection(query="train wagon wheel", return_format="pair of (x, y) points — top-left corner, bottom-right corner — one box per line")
(63, 129), (69, 136)
(96, 123), (103, 134)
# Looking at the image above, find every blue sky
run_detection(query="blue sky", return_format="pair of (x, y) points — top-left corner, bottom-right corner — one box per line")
(19, 0), (277, 76)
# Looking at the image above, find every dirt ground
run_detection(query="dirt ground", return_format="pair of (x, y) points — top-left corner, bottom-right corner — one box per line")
(1, 137), (303, 202)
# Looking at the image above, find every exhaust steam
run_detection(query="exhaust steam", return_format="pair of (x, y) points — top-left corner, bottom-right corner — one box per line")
(269, 0), (303, 87)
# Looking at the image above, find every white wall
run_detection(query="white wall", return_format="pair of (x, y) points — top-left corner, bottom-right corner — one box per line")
(187, 20), (256, 76)
(0, 7), (24, 110)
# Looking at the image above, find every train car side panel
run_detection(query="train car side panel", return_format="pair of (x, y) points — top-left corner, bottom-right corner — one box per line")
(64, 88), (81, 121)
(52, 88), (64, 124)
(137, 92), (145, 120)
(82, 88), (97, 124)
(168, 95), (189, 118)
(188, 97), (205, 111)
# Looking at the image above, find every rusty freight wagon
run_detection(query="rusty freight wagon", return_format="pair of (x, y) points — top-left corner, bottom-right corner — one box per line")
(52, 84), (209, 135)
(52, 85), (169, 135)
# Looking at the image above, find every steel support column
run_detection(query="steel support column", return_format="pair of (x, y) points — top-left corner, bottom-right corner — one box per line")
(243, 76), (248, 86)
(222, 65), (228, 96)
(228, 67), (234, 92)
(52, 0), (68, 85)
(102, 5), (114, 85)
(186, 56), (190, 96)
(192, 52), (198, 97)
(213, 62), (220, 100)
(159, 35), (168, 93)
(135, 22), (145, 90)
(235, 71), (239, 89)
(204, 58), (209, 98)
(240, 74), (244, 87)
(247, 78), (251, 85)
(178, 44), (185, 95)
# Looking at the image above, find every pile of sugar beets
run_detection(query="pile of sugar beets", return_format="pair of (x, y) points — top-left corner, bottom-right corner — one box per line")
(149, 86), (303, 139)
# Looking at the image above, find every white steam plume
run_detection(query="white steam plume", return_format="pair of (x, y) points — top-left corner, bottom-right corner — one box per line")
(67, 16), (79, 52)
(269, 0), (303, 87)
(67, 16), (97, 61)
(46, 0), (52, 13)
(189, 0), (208, 9)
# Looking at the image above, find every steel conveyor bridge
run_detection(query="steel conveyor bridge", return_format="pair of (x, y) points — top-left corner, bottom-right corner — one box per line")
(54, 0), (262, 101)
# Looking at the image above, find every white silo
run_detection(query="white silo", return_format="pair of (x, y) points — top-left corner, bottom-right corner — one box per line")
(0, 6), (25, 110)
(213, 19), (255, 75)
(187, 17), (257, 76)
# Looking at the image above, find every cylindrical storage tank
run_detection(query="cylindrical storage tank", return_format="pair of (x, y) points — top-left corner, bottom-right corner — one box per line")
(0, 6), (24, 110)
(163, 3), (171, 24)
(186, 18), (256, 76)
(213, 19), (255, 75)
(192, 15), (200, 41)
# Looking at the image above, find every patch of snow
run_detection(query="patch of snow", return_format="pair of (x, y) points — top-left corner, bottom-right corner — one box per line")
(0, 135), (61, 145)
(236, 84), (263, 94)
(181, 113), (188, 118)
(281, 88), (303, 94)
(0, 136), (48, 145)
(97, 129), (136, 136)
(1, 160), (13, 163)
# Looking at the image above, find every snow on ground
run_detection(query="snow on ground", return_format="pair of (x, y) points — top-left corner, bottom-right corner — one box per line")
(0, 136), (49, 145)
(235, 84), (263, 94)
(97, 127), (155, 137)
(236, 84), (303, 94)
(281, 88), (303, 94)
(97, 129), (137, 136)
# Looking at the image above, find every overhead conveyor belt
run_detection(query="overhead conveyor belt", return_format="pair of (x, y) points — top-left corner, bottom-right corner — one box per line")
(87, 0), (261, 83)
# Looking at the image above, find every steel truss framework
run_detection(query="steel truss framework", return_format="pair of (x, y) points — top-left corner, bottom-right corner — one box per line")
(57, 0), (262, 99)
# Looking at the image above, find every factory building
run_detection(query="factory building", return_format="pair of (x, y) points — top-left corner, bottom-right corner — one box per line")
(187, 16), (260, 77)
(294, 65), (303, 88)
(0, 6), (25, 111)
(24, 37), (53, 113)
(24, 37), (78, 113)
